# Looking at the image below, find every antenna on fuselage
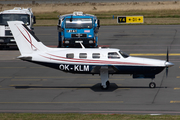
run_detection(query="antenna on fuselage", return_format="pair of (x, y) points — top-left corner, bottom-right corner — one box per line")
(80, 42), (85, 49)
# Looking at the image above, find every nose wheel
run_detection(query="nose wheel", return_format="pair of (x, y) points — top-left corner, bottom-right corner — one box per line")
(149, 82), (156, 88)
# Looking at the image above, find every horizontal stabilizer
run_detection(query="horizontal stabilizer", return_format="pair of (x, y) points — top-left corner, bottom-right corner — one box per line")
(17, 56), (32, 60)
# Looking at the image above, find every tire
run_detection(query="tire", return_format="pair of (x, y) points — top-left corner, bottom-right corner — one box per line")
(100, 81), (110, 90)
(149, 82), (156, 88)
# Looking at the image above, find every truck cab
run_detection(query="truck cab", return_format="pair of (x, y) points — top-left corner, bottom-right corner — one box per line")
(0, 7), (36, 48)
(57, 12), (100, 48)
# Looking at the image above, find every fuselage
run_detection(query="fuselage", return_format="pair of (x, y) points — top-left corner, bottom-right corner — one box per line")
(29, 47), (166, 77)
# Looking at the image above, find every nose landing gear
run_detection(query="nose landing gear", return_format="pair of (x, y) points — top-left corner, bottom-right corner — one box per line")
(149, 79), (156, 88)
(149, 82), (156, 88)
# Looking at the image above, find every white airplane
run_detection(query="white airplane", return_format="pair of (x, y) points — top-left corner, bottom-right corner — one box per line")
(8, 21), (174, 90)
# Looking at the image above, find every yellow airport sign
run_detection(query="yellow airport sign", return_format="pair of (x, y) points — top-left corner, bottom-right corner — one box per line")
(117, 16), (144, 24)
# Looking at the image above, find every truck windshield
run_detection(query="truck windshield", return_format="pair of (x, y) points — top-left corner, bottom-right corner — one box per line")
(0, 14), (30, 26)
(66, 18), (92, 29)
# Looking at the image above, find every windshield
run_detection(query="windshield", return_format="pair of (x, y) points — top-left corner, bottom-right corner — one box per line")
(119, 51), (129, 58)
(66, 18), (92, 29)
(0, 14), (30, 26)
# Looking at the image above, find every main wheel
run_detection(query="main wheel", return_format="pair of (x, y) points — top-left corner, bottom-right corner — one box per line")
(149, 82), (156, 88)
(100, 81), (110, 90)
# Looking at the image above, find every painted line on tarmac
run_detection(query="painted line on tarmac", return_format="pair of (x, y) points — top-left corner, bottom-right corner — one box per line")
(0, 101), (123, 104)
(174, 88), (180, 90)
(117, 88), (130, 90)
(1, 110), (180, 114)
(10, 84), (43, 87)
(0, 76), (130, 79)
(130, 53), (180, 56)
(88, 79), (124, 81)
(80, 84), (95, 86)
(0, 77), (12, 78)
(13, 76), (100, 79)
(11, 79), (47, 81)
(0, 67), (46, 69)
(0, 67), (26, 68)
(30, 67), (47, 68)
(170, 101), (180, 103)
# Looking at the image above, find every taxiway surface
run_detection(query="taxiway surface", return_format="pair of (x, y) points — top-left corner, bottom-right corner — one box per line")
(0, 25), (180, 114)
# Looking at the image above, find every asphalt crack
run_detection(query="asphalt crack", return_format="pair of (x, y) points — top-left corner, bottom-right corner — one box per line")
(152, 71), (166, 104)
(51, 92), (64, 102)
(152, 29), (177, 104)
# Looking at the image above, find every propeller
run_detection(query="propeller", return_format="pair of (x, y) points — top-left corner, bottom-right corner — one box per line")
(166, 48), (169, 77)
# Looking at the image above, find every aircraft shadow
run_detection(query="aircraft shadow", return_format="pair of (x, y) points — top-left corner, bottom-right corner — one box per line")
(13, 83), (166, 92)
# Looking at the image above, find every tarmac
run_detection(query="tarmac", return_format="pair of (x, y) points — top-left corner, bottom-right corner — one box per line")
(0, 25), (180, 114)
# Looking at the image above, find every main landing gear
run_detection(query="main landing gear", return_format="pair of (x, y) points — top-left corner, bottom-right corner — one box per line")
(100, 66), (110, 90)
(99, 67), (157, 89)
(149, 79), (156, 88)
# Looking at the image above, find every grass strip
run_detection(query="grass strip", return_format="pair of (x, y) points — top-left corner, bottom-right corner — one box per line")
(35, 10), (180, 20)
(34, 10), (180, 26)
(0, 113), (180, 120)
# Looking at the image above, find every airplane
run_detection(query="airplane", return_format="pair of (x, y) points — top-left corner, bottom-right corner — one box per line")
(8, 21), (174, 90)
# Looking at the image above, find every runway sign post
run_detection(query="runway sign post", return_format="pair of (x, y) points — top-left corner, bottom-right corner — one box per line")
(117, 16), (144, 24)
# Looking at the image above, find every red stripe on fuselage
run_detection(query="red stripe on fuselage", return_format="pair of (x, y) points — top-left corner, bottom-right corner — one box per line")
(41, 53), (151, 66)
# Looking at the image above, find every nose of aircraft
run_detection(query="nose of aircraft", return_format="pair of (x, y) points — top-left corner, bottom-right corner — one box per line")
(165, 62), (174, 67)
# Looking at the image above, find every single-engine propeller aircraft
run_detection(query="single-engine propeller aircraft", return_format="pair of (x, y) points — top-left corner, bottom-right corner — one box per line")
(8, 21), (174, 90)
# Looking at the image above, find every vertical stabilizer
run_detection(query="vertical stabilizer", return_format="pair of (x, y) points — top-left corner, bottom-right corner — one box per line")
(8, 21), (48, 56)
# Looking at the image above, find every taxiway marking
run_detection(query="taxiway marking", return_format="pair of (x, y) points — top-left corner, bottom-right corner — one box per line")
(174, 88), (180, 90)
(170, 101), (180, 103)
(11, 79), (47, 81)
(130, 53), (180, 56)
(0, 67), (46, 69)
(88, 79), (124, 81)
(0, 101), (123, 104)
(10, 84), (42, 87)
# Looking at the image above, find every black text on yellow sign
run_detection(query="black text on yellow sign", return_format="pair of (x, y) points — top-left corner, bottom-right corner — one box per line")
(117, 16), (144, 24)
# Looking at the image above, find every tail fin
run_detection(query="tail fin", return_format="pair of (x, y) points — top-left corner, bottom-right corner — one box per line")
(8, 21), (48, 56)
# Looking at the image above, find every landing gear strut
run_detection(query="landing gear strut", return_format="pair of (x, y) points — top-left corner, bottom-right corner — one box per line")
(100, 66), (110, 90)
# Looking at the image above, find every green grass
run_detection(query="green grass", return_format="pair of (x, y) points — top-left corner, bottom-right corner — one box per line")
(0, 113), (180, 120)
(34, 10), (180, 26)
(34, 10), (180, 20)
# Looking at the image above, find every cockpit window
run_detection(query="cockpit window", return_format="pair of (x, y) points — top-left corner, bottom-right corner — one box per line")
(108, 52), (120, 59)
(119, 51), (129, 58)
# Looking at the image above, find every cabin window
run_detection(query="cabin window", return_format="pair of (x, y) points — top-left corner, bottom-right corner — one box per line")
(92, 53), (100, 59)
(79, 53), (87, 58)
(108, 52), (120, 59)
(66, 53), (74, 59)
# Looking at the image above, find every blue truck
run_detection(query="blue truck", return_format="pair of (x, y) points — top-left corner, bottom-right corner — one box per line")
(57, 12), (100, 48)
